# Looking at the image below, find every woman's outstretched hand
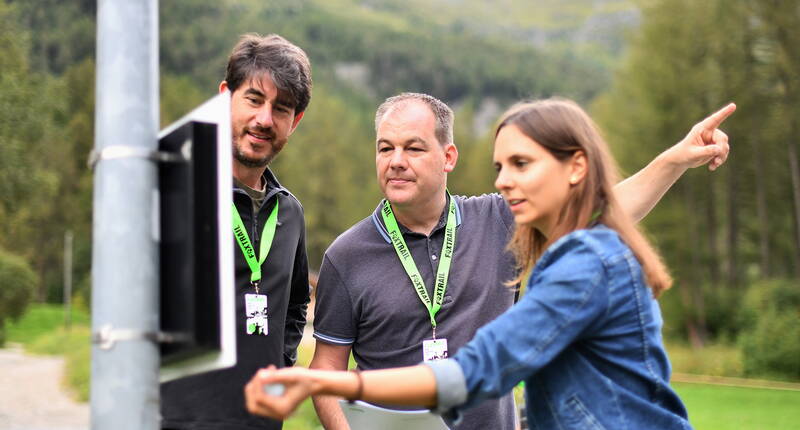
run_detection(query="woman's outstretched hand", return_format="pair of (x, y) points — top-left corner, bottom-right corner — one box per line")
(244, 365), (314, 420)
(668, 103), (736, 171)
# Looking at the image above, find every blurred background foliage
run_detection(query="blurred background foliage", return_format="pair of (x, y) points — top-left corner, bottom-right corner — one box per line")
(0, 0), (798, 383)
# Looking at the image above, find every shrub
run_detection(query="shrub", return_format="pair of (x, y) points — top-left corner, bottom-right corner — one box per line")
(0, 248), (38, 345)
(740, 310), (800, 381)
(738, 278), (800, 381)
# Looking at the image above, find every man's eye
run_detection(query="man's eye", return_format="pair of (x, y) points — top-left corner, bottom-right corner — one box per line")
(514, 160), (529, 168)
(378, 146), (392, 153)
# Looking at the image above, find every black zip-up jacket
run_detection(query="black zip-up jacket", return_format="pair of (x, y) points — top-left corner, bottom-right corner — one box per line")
(161, 170), (310, 430)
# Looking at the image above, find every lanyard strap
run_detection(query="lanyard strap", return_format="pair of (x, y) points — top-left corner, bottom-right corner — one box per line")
(232, 200), (279, 288)
(380, 194), (457, 328)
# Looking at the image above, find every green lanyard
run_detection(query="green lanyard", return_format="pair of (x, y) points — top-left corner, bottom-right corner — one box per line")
(380, 193), (457, 333)
(232, 200), (279, 293)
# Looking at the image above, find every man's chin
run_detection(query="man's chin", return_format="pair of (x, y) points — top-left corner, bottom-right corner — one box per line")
(385, 191), (417, 208)
(234, 150), (274, 168)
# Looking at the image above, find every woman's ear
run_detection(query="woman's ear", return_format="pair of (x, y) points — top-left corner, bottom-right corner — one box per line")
(569, 151), (588, 185)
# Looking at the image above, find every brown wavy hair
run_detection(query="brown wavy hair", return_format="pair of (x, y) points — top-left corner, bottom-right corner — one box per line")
(225, 33), (313, 114)
(497, 98), (672, 297)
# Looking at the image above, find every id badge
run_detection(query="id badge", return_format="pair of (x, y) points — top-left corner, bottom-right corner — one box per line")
(245, 293), (268, 335)
(422, 338), (448, 361)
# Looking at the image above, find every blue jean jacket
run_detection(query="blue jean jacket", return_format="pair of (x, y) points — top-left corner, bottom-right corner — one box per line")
(427, 226), (691, 430)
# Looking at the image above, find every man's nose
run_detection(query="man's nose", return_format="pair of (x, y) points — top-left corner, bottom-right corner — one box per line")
(254, 105), (274, 128)
(389, 149), (408, 168)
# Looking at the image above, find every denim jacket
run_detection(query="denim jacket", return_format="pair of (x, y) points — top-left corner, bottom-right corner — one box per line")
(427, 226), (691, 430)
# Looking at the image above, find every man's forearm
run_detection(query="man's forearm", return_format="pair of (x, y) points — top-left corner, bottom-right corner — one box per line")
(312, 394), (351, 430)
(309, 341), (353, 429)
(614, 151), (686, 223)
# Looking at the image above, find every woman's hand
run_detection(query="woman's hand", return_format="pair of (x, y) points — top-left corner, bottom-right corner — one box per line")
(244, 365), (315, 420)
(666, 103), (736, 171)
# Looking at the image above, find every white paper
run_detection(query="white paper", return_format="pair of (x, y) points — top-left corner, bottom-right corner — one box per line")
(338, 400), (450, 430)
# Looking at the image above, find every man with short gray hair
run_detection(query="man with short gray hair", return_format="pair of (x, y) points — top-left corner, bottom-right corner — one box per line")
(374, 92), (455, 146)
(309, 91), (731, 429)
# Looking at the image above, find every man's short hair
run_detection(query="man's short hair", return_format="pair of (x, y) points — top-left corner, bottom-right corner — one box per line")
(374, 93), (454, 146)
(225, 33), (312, 114)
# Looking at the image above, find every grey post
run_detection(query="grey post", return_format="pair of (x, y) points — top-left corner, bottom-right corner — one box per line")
(64, 230), (73, 331)
(91, 0), (160, 429)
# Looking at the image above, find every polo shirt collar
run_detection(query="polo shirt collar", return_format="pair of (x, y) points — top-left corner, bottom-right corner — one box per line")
(371, 193), (463, 243)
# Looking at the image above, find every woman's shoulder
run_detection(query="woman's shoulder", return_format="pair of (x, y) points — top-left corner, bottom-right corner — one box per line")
(536, 226), (629, 271)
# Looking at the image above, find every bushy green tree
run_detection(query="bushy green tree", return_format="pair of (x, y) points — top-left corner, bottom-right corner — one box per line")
(0, 248), (38, 344)
(8, 0), (95, 75)
(271, 85), (380, 269)
(447, 99), (497, 197)
(0, 2), (96, 303)
(0, 2), (60, 299)
(738, 278), (800, 380)
(592, 0), (800, 347)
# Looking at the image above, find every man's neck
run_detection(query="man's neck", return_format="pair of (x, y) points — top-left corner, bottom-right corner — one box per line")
(233, 163), (266, 190)
(391, 192), (448, 236)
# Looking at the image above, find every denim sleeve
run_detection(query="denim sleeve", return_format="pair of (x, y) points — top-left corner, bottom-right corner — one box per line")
(451, 236), (608, 409)
(422, 359), (469, 426)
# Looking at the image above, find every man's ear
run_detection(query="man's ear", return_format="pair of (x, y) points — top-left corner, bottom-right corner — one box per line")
(569, 150), (588, 185)
(444, 143), (459, 173)
(288, 111), (305, 136)
(219, 81), (229, 94)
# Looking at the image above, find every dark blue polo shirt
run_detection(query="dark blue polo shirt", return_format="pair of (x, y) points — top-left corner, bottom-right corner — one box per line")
(313, 193), (517, 430)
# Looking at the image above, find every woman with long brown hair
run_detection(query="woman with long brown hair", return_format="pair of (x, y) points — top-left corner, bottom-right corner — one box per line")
(244, 98), (734, 429)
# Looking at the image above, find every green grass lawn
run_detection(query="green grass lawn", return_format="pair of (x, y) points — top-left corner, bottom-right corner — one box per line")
(6, 306), (800, 429)
(666, 342), (744, 377)
(675, 382), (800, 430)
(4, 303), (90, 344)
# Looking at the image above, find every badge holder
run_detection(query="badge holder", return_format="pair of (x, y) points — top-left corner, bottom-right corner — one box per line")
(422, 326), (449, 361)
(245, 283), (269, 336)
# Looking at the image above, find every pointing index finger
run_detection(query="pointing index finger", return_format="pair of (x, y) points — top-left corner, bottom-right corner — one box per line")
(700, 103), (736, 131)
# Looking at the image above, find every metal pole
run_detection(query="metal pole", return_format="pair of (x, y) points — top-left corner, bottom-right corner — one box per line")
(64, 230), (73, 331)
(91, 1), (159, 429)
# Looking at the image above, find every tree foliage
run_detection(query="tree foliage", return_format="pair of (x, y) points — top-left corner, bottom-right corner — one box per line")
(2, 1), (798, 380)
(0, 248), (38, 344)
(0, 2), (94, 302)
(593, 0), (800, 356)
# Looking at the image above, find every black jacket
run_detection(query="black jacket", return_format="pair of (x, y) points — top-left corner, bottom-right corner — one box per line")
(161, 169), (310, 430)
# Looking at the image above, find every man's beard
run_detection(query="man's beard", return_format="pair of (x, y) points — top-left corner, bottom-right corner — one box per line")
(233, 143), (274, 168)
(233, 126), (280, 168)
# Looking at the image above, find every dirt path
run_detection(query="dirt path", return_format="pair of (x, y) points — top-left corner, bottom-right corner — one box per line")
(0, 345), (89, 430)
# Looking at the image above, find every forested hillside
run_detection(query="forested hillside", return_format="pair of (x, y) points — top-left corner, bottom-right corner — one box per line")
(1, 0), (635, 294)
(1, 0), (798, 379)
